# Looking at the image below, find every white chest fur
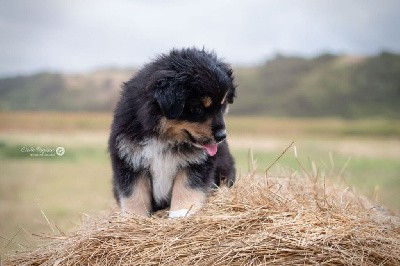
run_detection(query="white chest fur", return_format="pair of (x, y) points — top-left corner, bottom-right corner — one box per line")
(117, 135), (207, 204)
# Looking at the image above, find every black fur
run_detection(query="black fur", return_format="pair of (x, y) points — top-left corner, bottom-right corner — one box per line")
(109, 48), (236, 214)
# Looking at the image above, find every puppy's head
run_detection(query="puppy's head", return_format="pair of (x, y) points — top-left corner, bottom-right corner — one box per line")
(148, 48), (236, 156)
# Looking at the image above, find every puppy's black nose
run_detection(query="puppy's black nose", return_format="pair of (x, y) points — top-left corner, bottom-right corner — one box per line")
(214, 129), (227, 143)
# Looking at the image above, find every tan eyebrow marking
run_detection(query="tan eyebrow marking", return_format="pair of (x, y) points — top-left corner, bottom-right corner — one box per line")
(221, 91), (228, 104)
(202, 97), (212, 108)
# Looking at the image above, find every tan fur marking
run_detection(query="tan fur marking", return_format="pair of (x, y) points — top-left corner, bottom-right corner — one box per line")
(202, 97), (212, 108)
(120, 175), (151, 217)
(160, 118), (213, 142)
(170, 171), (207, 215)
(221, 91), (228, 104)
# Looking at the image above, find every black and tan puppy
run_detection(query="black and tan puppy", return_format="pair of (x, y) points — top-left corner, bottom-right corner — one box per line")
(109, 48), (236, 218)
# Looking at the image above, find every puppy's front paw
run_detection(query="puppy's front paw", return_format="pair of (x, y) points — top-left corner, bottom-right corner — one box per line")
(168, 209), (190, 218)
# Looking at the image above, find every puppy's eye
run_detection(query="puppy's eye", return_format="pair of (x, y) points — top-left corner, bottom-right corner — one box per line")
(190, 105), (204, 115)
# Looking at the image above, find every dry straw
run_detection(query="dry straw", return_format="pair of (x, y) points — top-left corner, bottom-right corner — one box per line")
(6, 152), (400, 265)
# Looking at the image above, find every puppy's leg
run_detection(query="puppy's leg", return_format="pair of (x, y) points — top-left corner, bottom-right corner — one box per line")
(169, 171), (207, 218)
(120, 175), (152, 217)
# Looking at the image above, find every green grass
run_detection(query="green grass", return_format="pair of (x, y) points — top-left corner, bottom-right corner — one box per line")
(0, 158), (112, 253)
(225, 116), (400, 137)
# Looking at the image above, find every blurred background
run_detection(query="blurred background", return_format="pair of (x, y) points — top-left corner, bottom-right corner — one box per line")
(1, 0), (399, 253)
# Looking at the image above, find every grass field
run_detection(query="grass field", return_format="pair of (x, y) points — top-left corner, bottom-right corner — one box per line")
(0, 112), (399, 254)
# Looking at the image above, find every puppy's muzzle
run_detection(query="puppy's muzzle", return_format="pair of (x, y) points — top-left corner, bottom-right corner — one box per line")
(214, 129), (227, 143)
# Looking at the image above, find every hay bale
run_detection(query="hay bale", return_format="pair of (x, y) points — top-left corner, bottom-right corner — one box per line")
(7, 171), (400, 265)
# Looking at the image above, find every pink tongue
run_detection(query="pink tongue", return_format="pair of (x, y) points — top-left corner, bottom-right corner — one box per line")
(203, 144), (218, 156)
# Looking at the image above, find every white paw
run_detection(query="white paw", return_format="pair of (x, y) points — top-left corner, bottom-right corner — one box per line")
(168, 209), (190, 218)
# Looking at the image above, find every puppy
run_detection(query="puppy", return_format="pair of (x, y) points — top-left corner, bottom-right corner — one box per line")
(109, 48), (236, 218)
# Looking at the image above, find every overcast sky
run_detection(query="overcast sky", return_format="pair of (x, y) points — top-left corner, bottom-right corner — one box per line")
(1, 0), (399, 76)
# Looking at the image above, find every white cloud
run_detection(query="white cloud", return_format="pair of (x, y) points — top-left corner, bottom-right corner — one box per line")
(0, 0), (399, 76)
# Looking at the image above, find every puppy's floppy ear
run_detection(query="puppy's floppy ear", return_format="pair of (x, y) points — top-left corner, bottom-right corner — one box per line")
(154, 86), (186, 119)
(147, 69), (186, 119)
(218, 63), (236, 104)
(227, 86), (237, 104)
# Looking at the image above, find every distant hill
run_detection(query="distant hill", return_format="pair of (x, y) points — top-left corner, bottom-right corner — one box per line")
(1, 52), (399, 118)
(234, 52), (400, 118)
(0, 68), (135, 112)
